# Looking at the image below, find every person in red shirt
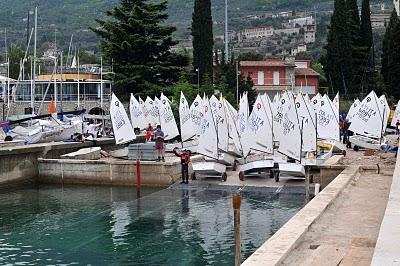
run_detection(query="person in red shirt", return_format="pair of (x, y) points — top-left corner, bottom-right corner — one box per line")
(173, 147), (192, 184)
(145, 123), (153, 142)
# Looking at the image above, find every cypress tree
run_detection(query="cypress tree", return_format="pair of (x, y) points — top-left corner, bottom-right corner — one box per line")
(346, 0), (365, 93)
(381, 9), (400, 97)
(360, 0), (373, 50)
(191, 0), (214, 83)
(360, 0), (375, 92)
(91, 0), (188, 97)
(325, 0), (353, 95)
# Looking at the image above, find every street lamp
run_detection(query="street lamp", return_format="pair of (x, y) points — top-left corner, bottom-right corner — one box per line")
(196, 68), (200, 92)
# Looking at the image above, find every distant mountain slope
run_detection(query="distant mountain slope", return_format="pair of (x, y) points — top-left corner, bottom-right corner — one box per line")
(0, 0), (393, 52)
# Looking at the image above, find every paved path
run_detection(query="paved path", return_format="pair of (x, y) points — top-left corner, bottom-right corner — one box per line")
(371, 150), (400, 265)
(280, 167), (394, 266)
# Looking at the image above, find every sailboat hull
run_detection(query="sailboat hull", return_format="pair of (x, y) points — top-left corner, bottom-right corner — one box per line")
(349, 135), (386, 150)
(192, 161), (227, 176)
(205, 152), (236, 166)
(278, 162), (306, 177)
(237, 159), (275, 173)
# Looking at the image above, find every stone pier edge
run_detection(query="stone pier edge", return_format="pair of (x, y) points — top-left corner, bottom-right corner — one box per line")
(241, 165), (363, 266)
(371, 144), (400, 265)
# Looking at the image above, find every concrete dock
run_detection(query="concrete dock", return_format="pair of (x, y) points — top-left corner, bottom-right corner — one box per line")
(38, 155), (202, 187)
(241, 149), (397, 266)
(0, 139), (116, 187)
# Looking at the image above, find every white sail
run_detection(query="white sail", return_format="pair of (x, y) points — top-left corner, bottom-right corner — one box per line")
(143, 96), (160, 127)
(110, 93), (136, 145)
(346, 99), (360, 123)
(391, 100), (400, 127)
(198, 97), (219, 159)
(159, 93), (179, 140)
(189, 95), (204, 136)
(210, 95), (229, 152)
(129, 94), (147, 130)
(378, 95), (390, 132)
(179, 92), (196, 142)
(316, 94), (340, 141)
(333, 93), (340, 114)
(238, 92), (251, 157)
(261, 94), (274, 125)
(248, 94), (273, 154)
(295, 93), (317, 152)
(276, 92), (301, 161)
(224, 98), (242, 153)
(311, 93), (322, 112)
(349, 91), (382, 138)
(71, 56), (77, 69)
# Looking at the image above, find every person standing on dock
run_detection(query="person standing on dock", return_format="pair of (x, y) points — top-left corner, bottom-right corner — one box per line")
(154, 125), (165, 161)
(146, 123), (154, 142)
(173, 147), (192, 184)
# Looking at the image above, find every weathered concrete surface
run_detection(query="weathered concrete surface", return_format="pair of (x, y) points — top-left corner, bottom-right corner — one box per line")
(60, 147), (102, 160)
(316, 155), (346, 189)
(371, 146), (400, 265)
(280, 167), (393, 266)
(241, 166), (360, 266)
(38, 155), (202, 187)
(0, 139), (117, 187)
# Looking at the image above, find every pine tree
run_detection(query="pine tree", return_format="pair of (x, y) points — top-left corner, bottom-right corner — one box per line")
(381, 9), (400, 98)
(191, 0), (214, 83)
(91, 0), (188, 97)
(325, 0), (353, 95)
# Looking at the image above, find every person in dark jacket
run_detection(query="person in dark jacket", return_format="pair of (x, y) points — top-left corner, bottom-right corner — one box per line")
(173, 147), (192, 184)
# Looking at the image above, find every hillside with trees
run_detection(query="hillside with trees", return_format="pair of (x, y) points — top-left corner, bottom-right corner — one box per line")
(0, 0), (393, 54)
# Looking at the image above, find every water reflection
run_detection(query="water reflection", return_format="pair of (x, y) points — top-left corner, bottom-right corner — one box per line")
(0, 184), (304, 265)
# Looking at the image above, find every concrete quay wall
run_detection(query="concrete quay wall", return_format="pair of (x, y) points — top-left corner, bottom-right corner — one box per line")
(38, 156), (201, 187)
(242, 165), (361, 266)
(0, 139), (117, 187)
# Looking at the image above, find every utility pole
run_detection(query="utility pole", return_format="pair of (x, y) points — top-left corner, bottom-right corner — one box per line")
(4, 28), (7, 61)
(224, 0), (229, 63)
(236, 61), (239, 105)
(100, 56), (103, 108)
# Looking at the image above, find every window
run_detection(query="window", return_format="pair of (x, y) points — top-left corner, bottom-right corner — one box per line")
(273, 71), (280, 85)
(258, 71), (265, 85)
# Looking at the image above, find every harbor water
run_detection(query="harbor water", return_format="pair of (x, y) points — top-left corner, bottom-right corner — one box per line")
(0, 184), (305, 265)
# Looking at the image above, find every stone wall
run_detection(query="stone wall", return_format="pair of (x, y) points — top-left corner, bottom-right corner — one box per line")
(0, 139), (116, 187)
(37, 158), (189, 187)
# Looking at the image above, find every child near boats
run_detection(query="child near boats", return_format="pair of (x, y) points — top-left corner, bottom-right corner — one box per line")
(154, 125), (165, 161)
(146, 123), (154, 142)
(173, 147), (192, 184)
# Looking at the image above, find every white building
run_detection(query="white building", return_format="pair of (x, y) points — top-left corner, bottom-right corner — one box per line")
(291, 44), (307, 56)
(395, 0), (399, 15)
(288, 16), (315, 28)
(238, 26), (274, 41)
(303, 24), (316, 44)
(371, 13), (391, 28)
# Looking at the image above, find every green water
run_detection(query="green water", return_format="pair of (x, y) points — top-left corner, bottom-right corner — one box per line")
(0, 184), (305, 265)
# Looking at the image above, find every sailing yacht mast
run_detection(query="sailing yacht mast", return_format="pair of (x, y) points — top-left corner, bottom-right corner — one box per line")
(32, 7), (37, 114)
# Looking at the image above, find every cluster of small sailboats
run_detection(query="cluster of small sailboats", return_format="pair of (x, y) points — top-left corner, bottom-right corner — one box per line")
(0, 110), (86, 145)
(110, 90), (351, 181)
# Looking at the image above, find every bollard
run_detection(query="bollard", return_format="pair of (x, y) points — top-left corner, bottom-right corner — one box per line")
(314, 183), (321, 196)
(136, 159), (141, 191)
(232, 192), (242, 266)
(305, 166), (310, 202)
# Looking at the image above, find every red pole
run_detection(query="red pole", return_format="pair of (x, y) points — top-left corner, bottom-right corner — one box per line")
(136, 159), (141, 191)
